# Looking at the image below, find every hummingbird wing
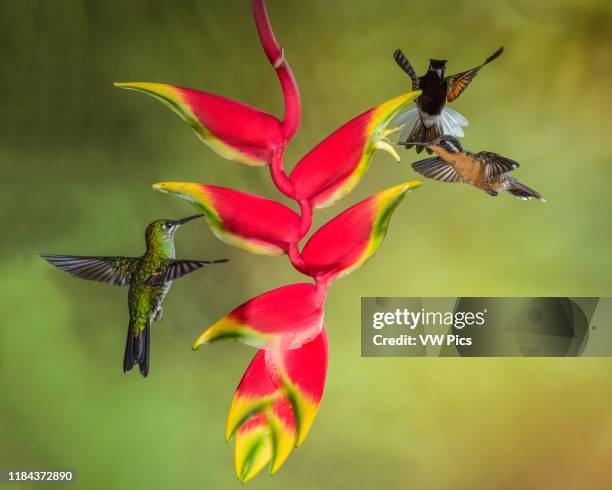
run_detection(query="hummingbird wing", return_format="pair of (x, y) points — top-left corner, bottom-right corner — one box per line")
(145, 258), (228, 285)
(446, 46), (504, 102)
(40, 253), (138, 286)
(475, 151), (520, 181)
(393, 49), (420, 90)
(411, 156), (463, 183)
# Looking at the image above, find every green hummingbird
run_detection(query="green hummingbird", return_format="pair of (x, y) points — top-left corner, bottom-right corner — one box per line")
(40, 214), (228, 377)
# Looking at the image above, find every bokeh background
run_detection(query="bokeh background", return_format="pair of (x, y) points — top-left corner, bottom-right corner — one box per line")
(2, 0), (612, 488)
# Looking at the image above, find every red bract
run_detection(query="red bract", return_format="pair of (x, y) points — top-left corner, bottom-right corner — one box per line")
(152, 182), (301, 255)
(228, 329), (328, 482)
(290, 91), (420, 208)
(193, 283), (325, 351)
(301, 181), (422, 280)
(119, 0), (422, 481)
(114, 83), (284, 166)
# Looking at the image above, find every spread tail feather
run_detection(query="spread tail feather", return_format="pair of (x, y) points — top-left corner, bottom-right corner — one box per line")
(395, 107), (468, 154)
(123, 321), (151, 377)
(508, 180), (546, 202)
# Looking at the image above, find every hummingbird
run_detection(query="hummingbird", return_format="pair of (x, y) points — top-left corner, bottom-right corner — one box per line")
(405, 135), (545, 201)
(40, 214), (228, 377)
(393, 46), (504, 153)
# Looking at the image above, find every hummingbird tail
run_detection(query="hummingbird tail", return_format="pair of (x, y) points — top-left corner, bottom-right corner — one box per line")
(395, 108), (467, 154)
(508, 180), (546, 202)
(123, 323), (135, 374)
(137, 323), (151, 377)
(439, 107), (468, 137)
(123, 321), (151, 377)
(406, 119), (441, 154)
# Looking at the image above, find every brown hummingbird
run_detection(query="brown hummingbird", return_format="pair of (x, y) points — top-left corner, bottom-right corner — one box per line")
(405, 136), (545, 201)
(393, 47), (504, 154)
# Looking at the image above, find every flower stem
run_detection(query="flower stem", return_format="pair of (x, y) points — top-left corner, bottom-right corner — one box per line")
(297, 200), (312, 239)
(314, 276), (331, 304)
(270, 149), (294, 198)
(288, 242), (307, 274)
(252, 0), (301, 142)
(286, 200), (312, 275)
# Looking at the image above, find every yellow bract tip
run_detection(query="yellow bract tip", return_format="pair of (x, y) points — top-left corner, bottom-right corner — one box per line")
(152, 181), (204, 200)
(235, 428), (272, 483)
(192, 324), (219, 349)
(112, 81), (175, 94)
(405, 180), (422, 190)
(192, 317), (239, 349)
(374, 180), (422, 209)
(192, 335), (207, 350)
(375, 89), (421, 116)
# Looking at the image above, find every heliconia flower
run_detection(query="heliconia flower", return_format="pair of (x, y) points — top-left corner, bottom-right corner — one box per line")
(289, 90), (421, 208)
(229, 328), (328, 482)
(192, 283), (325, 350)
(113, 0), (424, 483)
(152, 182), (301, 255)
(114, 83), (284, 166)
(300, 181), (422, 279)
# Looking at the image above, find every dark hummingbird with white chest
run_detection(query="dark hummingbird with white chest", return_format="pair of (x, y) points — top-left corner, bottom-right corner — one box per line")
(393, 47), (504, 153)
(40, 214), (228, 377)
(405, 135), (545, 201)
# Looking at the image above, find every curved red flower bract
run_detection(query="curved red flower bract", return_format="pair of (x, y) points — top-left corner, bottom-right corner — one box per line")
(181, 87), (282, 151)
(234, 413), (273, 482)
(115, 82), (284, 166)
(153, 182), (301, 255)
(301, 181), (421, 280)
(289, 91), (420, 208)
(193, 283), (325, 350)
(267, 326), (328, 446)
(228, 328), (328, 482)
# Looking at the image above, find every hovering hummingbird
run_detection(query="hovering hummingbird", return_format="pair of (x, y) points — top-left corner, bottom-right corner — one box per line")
(405, 136), (546, 201)
(393, 46), (504, 153)
(40, 214), (228, 377)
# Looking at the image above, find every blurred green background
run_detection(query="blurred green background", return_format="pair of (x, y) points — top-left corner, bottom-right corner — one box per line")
(2, 0), (612, 488)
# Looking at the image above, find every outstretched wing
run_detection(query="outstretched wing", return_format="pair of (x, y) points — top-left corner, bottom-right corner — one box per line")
(476, 151), (520, 181)
(146, 258), (228, 285)
(446, 46), (504, 102)
(411, 156), (463, 183)
(40, 253), (138, 286)
(393, 49), (420, 90)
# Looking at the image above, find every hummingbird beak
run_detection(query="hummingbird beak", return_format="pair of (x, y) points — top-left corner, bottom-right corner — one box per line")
(396, 141), (430, 147)
(174, 214), (204, 226)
